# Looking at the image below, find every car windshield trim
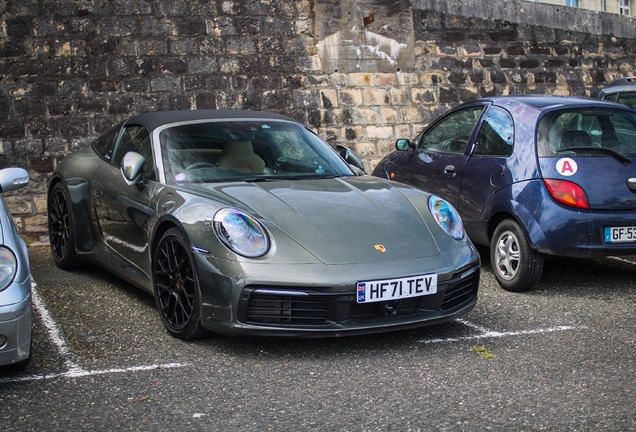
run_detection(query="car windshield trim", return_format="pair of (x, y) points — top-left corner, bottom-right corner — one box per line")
(556, 146), (632, 165)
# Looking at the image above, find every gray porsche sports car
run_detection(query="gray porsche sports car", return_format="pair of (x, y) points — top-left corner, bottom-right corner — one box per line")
(48, 110), (480, 339)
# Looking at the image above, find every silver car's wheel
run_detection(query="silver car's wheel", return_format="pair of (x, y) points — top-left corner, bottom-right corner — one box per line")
(490, 219), (543, 292)
(48, 183), (80, 269)
(153, 228), (208, 339)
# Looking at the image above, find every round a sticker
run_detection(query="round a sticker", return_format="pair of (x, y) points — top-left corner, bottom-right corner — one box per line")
(556, 157), (577, 177)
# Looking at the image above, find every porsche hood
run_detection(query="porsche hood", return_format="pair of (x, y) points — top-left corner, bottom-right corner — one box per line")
(197, 177), (445, 265)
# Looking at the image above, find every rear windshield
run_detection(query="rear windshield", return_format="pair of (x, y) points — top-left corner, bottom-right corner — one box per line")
(537, 108), (636, 157)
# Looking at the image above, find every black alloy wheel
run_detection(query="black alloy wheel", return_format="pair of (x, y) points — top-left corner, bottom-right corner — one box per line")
(153, 228), (207, 339)
(48, 183), (80, 269)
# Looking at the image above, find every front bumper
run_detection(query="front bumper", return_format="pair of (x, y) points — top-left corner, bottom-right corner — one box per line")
(0, 278), (32, 366)
(195, 248), (480, 337)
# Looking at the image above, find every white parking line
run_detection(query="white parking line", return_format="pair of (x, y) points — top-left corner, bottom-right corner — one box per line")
(2, 283), (583, 384)
(30, 282), (82, 373)
(608, 256), (636, 266)
(419, 318), (580, 344)
(0, 282), (190, 385)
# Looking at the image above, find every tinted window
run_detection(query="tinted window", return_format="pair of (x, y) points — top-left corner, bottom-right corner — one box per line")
(91, 123), (123, 162)
(473, 106), (514, 156)
(112, 125), (154, 179)
(418, 106), (484, 154)
(616, 93), (636, 109)
(537, 108), (636, 157)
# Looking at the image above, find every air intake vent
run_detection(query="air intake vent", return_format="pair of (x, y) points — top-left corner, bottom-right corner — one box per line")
(441, 269), (479, 310)
(246, 292), (330, 325)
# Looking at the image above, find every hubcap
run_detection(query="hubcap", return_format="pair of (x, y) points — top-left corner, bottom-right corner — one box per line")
(155, 238), (195, 331)
(495, 229), (520, 281)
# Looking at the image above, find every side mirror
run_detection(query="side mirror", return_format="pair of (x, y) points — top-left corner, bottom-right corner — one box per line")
(396, 139), (414, 151)
(0, 167), (29, 193)
(335, 145), (366, 175)
(121, 151), (146, 188)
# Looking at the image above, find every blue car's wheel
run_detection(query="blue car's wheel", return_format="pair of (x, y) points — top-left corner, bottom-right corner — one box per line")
(490, 219), (544, 292)
(48, 183), (80, 270)
(153, 228), (208, 339)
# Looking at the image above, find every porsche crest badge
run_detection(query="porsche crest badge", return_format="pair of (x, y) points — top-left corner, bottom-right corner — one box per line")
(374, 245), (386, 253)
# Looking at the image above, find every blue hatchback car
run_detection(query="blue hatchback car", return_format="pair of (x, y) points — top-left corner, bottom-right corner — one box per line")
(373, 95), (636, 291)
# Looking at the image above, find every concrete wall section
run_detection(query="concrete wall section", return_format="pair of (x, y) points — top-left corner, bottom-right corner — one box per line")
(1, 0), (636, 242)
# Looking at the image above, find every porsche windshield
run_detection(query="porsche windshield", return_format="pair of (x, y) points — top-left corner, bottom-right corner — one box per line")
(159, 120), (354, 184)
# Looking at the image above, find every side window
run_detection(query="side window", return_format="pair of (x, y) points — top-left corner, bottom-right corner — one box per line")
(418, 106), (484, 154)
(92, 123), (123, 162)
(617, 93), (636, 109)
(112, 125), (154, 180)
(473, 106), (514, 156)
(604, 94), (618, 103)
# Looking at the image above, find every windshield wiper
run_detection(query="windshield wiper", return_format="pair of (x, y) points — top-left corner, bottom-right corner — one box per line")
(556, 146), (632, 166)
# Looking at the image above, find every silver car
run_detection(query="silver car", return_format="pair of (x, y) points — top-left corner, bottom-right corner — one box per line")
(0, 167), (32, 371)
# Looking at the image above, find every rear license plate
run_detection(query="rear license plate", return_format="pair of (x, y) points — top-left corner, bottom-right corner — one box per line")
(604, 226), (636, 243)
(357, 274), (438, 303)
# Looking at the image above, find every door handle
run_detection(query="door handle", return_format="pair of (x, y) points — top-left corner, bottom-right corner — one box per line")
(444, 165), (456, 177)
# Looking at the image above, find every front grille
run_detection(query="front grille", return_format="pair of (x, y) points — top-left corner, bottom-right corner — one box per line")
(245, 291), (331, 325)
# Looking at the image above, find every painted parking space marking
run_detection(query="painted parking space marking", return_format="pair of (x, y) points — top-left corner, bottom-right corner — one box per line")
(0, 282), (190, 385)
(608, 256), (636, 265)
(419, 318), (580, 344)
(3, 271), (606, 384)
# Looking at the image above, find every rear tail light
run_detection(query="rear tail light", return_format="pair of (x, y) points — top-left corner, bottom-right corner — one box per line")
(543, 179), (589, 209)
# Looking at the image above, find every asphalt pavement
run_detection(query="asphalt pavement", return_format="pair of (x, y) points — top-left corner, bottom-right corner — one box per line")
(1, 247), (635, 431)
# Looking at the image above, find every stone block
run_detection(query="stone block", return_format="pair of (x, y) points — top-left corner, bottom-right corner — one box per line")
(320, 89), (339, 108)
(4, 195), (33, 215)
(411, 88), (436, 104)
(400, 107), (422, 124)
(342, 126), (364, 141)
(377, 73), (397, 86)
(349, 73), (374, 87)
(339, 89), (362, 107)
(390, 88), (410, 105)
(352, 108), (378, 125)
(367, 126), (394, 139)
(24, 214), (48, 233)
(363, 89), (390, 106)
(381, 108), (398, 124)
(352, 142), (376, 156)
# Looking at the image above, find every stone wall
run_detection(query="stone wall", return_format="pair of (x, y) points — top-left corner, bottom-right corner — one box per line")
(1, 0), (635, 244)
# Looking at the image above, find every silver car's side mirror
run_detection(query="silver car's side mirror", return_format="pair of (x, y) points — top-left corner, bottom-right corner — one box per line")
(121, 151), (146, 188)
(0, 167), (29, 193)
(335, 145), (366, 175)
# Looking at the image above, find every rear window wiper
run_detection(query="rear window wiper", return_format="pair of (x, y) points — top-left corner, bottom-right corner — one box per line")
(556, 146), (631, 166)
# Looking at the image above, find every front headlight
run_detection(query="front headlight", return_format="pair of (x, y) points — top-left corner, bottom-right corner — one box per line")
(0, 246), (17, 291)
(428, 195), (464, 240)
(213, 208), (270, 258)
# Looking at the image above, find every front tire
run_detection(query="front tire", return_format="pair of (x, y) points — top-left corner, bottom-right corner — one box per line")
(490, 219), (544, 292)
(153, 228), (208, 339)
(48, 182), (80, 269)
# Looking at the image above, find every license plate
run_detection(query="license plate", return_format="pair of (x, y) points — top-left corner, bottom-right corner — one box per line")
(604, 226), (636, 243)
(357, 274), (438, 303)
